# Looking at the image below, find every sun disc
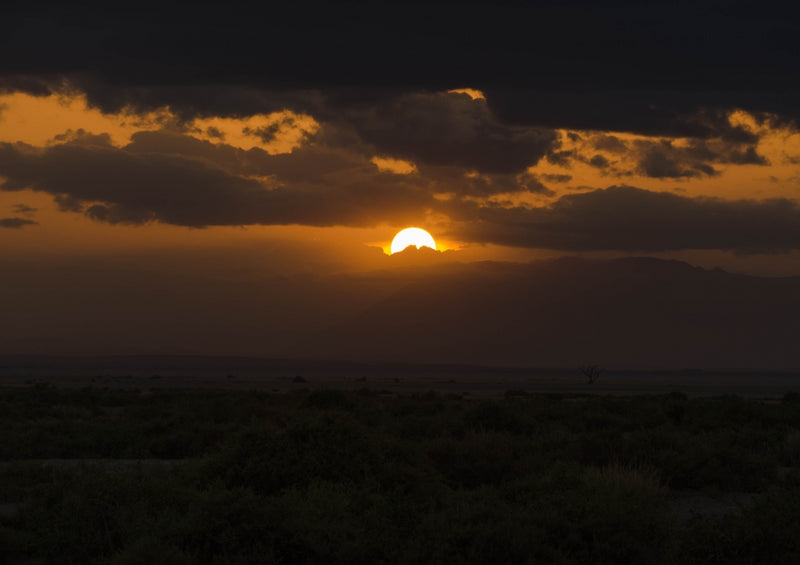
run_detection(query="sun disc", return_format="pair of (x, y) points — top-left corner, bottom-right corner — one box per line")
(390, 227), (437, 254)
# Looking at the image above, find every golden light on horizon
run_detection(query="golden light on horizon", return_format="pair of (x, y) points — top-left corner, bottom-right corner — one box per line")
(390, 227), (437, 254)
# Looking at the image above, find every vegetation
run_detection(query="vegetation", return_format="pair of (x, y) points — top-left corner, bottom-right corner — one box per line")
(2, 384), (800, 564)
(580, 365), (603, 384)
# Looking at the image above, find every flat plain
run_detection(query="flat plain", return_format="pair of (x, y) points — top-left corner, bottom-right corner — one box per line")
(3, 358), (800, 564)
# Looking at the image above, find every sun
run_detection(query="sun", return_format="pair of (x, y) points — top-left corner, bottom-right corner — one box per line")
(390, 227), (437, 254)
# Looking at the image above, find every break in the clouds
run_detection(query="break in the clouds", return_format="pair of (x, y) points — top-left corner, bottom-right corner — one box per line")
(450, 186), (800, 253)
(554, 121), (772, 179)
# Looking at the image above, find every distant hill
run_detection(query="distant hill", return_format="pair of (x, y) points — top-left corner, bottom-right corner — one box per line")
(302, 257), (800, 369)
(2, 255), (798, 369)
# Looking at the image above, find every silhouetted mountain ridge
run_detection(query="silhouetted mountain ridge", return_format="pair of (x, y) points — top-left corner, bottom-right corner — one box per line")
(305, 257), (800, 369)
(3, 255), (797, 369)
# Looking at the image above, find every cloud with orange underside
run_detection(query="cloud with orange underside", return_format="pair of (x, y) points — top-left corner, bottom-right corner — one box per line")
(371, 156), (417, 174)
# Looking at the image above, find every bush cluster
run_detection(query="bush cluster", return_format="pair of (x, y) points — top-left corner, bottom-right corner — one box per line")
(2, 385), (800, 563)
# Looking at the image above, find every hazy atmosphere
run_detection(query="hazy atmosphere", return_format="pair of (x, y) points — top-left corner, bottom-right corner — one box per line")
(5, 4), (800, 565)
(2, 1), (799, 369)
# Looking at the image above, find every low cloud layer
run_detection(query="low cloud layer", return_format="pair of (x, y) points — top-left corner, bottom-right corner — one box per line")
(450, 186), (800, 253)
(3, 0), (800, 179)
(0, 139), (435, 227)
(0, 217), (36, 228)
(2, 129), (798, 253)
(3, 1), (799, 133)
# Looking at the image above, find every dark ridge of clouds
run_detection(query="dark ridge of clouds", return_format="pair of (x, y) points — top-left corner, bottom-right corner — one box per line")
(1, 133), (797, 253)
(3, 2), (797, 93)
(1, 75), (324, 122)
(328, 91), (559, 174)
(124, 129), (554, 198)
(448, 186), (800, 253)
(484, 89), (800, 139)
(0, 139), (436, 228)
(0, 75), (55, 97)
(0, 141), (270, 225)
(0, 217), (36, 228)
(4, 81), (559, 175)
(2, 2), (799, 136)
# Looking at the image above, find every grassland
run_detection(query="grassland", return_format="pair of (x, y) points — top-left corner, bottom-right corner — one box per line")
(2, 383), (800, 564)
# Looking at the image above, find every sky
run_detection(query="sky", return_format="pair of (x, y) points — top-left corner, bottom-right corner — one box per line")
(1, 1), (799, 367)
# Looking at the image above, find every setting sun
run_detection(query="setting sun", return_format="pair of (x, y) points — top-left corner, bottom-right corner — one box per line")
(390, 227), (437, 254)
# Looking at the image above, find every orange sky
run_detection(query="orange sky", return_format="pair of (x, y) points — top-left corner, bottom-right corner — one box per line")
(2, 90), (800, 275)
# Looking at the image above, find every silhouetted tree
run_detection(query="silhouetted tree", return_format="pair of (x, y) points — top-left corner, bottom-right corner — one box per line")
(581, 365), (602, 384)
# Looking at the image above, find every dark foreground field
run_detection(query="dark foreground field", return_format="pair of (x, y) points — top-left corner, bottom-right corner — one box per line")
(2, 384), (800, 564)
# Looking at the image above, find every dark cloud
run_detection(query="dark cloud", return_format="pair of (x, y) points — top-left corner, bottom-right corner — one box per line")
(449, 186), (800, 253)
(110, 90), (558, 176)
(0, 126), (558, 228)
(0, 217), (36, 228)
(3, 131), (793, 252)
(545, 149), (576, 167)
(9, 85), (557, 176)
(634, 138), (767, 179)
(637, 144), (718, 178)
(416, 165), (554, 198)
(484, 89), (798, 139)
(727, 146), (769, 165)
(588, 154), (610, 169)
(204, 126), (224, 140)
(51, 129), (113, 147)
(12, 203), (37, 215)
(541, 174), (572, 183)
(330, 91), (558, 174)
(0, 139), (435, 228)
(126, 128), (553, 199)
(591, 135), (628, 153)
(549, 127), (770, 178)
(244, 116), (313, 145)
(3, 2), (797, 135)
